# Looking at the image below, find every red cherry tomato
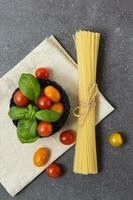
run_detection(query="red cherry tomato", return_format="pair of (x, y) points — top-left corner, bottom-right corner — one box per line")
(45, 163), (62, 178)
(37, 122), (53, 137)
(35, 67), (49, 79)
(36, 96), (52, 109)
(13, 90), (29, 107)
(59, 130), (75, 145)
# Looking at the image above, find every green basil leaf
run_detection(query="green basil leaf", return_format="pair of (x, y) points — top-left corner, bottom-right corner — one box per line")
(17, 136), (38, 144)
(8, 106), (28, 120)
(19, 73), (40, 102)
(17, 119), (38, 144)
(35, 110), (61, 122)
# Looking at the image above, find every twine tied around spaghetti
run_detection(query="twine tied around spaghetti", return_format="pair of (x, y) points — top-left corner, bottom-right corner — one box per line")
(73, 83), (98, 125)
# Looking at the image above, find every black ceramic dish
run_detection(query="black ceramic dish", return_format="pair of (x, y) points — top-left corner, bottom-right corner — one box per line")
(10, 78), (70, 134)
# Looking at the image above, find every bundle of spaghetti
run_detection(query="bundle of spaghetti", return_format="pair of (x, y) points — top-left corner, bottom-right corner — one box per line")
(73, 30), (100, 174)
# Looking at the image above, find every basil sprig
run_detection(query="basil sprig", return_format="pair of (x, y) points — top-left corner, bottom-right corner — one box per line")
(19, 73), (40, 101)
(26, 104), (38, 119)
(8, 104), (61, 144)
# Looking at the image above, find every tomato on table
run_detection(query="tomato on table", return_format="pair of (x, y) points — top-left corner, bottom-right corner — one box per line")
(108, 132), (123, 147)
(33, 147), (49, 167)
(13, 90), (29, 107)
(59, 130), (75, 145)
(36, 96), (52, 109)
(37, 122), (53, 137)
(35, 67), (49, 79)
(45, 163), (62, 178)
(51, 102), (64, 113)
(44, 86), (61, 102)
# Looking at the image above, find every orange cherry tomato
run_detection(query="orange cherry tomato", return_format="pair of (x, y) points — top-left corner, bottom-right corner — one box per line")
(36, 96), (52, 109)
(35, 67), (49, 79)
(59, 130), (75, 145)
(37, 122), (53, 137)
(51, 102), (64, 113)
(44, 86), (61, 102)
(45, 163), (62, 178)
(33, 147), (49, 167)
(13, 90), (29, 107)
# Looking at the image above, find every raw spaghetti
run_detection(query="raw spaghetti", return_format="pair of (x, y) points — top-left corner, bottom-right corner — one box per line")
(73, 30), (100, 174)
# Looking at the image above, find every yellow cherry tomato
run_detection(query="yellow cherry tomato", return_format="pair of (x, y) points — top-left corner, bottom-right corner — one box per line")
(108, 132), (123, 147)
(44, 86), (61, 102)
(51, 102), (64, 113)
(33, 147), (49, 167)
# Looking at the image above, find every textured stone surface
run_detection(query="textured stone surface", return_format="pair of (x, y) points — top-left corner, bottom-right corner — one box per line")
(0, 0), (133, 199)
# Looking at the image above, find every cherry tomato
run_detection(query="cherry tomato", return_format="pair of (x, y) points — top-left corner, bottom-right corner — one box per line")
(45, 163), (62, 178)
(13, 90), (29, 107)
(59, 130), (75, 145)
(44, 86), (61, 102)
(51, 102), (64, 113)
(33, 147), (49, 167)
(35, 67), (49, 79)
(36, 96), (52, 109)
(108, 132), (123, 147)
(37, 122), (53, 137)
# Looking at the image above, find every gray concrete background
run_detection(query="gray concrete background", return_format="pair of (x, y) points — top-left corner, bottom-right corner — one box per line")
(0, 0), (133, 199)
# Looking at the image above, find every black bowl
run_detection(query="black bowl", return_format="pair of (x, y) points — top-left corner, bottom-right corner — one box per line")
(10, 78), (70, 134)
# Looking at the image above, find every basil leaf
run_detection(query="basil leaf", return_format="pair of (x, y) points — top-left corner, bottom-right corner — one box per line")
(26, 104), (38, 119)
(17, 136), (38, 143)
(17, 136), (38, 144)
(8, 106), (28, 120)
(19, 73), (40, 102)
(35, 110), (61, 122)
(17, 119), (38, 143)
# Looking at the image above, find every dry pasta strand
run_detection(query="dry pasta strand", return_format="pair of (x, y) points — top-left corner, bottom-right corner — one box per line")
(73, 30), (100, 174)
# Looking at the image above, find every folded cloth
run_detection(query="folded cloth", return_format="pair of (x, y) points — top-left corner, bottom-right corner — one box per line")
(0, 36), (114, 196)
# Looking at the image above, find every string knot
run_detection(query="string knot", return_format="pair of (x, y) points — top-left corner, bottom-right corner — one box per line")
(73, 83), (98, 125)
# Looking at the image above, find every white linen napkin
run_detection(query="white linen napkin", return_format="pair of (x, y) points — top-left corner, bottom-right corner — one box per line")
(0, 36), (114, 196)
